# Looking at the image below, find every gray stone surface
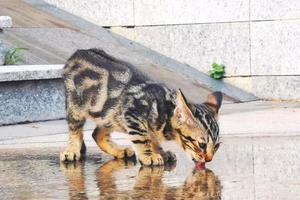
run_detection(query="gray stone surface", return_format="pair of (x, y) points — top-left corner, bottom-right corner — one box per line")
(251, 0), (300, 20)
(225, 76), (300, 100)
(252, 136), (300, 184)
(134, 0), (249, 25)
(0, 79), (65, 125)
(111, 23), (250, 76)
(0, 16), (12, 28)
(251, 20), (300, 75)
(0, 40), (9, 65)
(220, 100), (300, 136)
(42, 0), (134, 26)
(0, 65), (63, 82)
(252, 137), (300, 200)
(29, 0), (249, 26)
(251, 76), (300, 100)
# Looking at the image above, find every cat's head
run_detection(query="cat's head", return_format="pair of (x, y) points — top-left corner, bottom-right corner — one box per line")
(171, 90), (222, 164)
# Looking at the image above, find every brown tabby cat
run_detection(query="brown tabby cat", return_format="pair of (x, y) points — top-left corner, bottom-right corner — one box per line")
(60, 49), (222, 166)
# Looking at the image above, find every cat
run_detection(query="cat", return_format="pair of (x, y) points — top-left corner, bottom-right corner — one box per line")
(60, 48), (222, 166)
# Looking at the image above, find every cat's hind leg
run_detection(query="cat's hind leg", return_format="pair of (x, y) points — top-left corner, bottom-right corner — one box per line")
(92, 127), (135, 159)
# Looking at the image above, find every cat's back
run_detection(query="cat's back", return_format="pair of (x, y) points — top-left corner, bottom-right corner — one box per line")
(63, 49), (153, 120)
(63, 48), (148, 83)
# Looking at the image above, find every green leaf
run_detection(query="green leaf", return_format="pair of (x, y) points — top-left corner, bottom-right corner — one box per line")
(208, 62), (226, 80)
(212, 62), (219, 68)
(4, 47), (28, 65)
(215, 67), (224, 73)
(213, 73), (222, 79)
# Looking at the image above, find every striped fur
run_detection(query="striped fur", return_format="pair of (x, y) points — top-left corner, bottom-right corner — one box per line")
(60, 49), (222, 166)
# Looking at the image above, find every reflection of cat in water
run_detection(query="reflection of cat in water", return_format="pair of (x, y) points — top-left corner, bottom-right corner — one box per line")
(61, 160), (222, 200)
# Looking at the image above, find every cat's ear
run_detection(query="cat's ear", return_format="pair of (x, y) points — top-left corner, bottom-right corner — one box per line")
(204, 91), (223, 114)
(174, 89), (196, 125)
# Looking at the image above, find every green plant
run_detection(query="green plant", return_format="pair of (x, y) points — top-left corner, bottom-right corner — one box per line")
(208, 63), (225, 80)
(4, 47), (28, 65)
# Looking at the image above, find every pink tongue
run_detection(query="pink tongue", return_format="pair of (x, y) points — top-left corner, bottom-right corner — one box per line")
(195, 162), (205, 170)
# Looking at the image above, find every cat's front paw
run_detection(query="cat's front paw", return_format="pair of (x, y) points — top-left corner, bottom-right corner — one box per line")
(60, 145), (81, 162)
(116, 147), (136, 159)
(138, 153), (164, 166)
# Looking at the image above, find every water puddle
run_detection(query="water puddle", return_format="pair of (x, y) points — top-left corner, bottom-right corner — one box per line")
(1, 136), (300, 199)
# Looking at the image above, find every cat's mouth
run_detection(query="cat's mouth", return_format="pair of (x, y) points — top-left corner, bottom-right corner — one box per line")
(192, 158), (206, 170)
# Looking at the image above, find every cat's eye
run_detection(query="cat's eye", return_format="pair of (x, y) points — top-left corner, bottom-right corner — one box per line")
(214, 143), (220, 152)
(199, 142), (207, 149)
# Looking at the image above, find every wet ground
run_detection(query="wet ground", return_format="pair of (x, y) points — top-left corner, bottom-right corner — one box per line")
(1, 136), (300, 200)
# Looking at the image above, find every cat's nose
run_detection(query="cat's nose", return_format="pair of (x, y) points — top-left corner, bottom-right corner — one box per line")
(205, 155), (213, 162)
